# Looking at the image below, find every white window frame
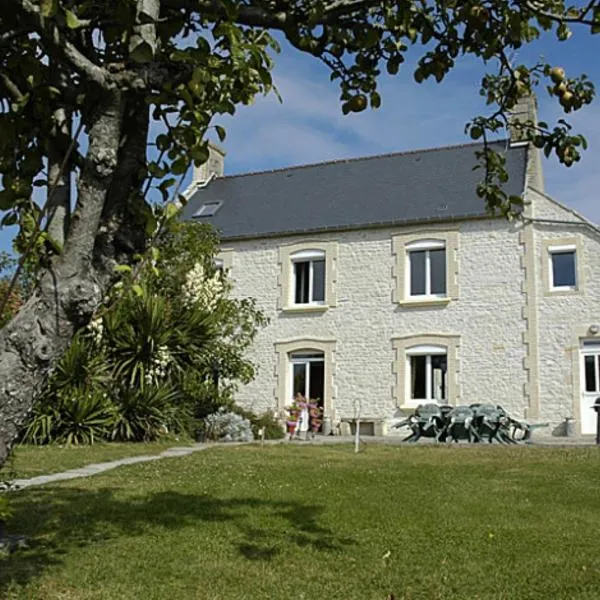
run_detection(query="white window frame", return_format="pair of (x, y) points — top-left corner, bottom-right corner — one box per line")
(289, 351), (325, 401)
(291, 249), (326, 306)
(405, 344), (447, 406)
(548, 244), (577, 291)
(405, 239), (447, 299)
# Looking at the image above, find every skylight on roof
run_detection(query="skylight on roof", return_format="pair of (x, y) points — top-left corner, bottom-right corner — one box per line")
(193, 201), (223, 218)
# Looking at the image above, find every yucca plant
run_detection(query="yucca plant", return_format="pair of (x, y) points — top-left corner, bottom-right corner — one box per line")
(20, 403), (61, 445)
(111, 384), (184, 442)
(52, 391), (115, 446)
(50, 333), (111, 393)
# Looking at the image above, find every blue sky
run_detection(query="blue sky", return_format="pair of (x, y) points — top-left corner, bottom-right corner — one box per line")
(1, 25), (599, 255)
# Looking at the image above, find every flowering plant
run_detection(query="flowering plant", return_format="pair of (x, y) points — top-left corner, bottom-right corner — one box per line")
(286, 393), (305, 424)
(286, 395), (323, 433)
(308, 402), (323, 432)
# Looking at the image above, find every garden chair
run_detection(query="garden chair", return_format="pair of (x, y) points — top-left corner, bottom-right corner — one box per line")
(444, 405), (480, 443)
(470, 403), (506, 443)
(400, 403), (445, 442)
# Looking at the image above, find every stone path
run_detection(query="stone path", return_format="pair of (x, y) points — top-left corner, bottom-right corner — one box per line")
(10, 445), (210, 490)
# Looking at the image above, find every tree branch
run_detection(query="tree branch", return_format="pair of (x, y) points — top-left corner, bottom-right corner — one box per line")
(8, 0), (111, 88)
(523, 0), (599, 27)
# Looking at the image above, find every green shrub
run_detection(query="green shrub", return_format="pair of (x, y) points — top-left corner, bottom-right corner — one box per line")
(110, 385), (185, 442)
(19, 222), (267, 446)
(233, 407), (285, 440)
(22, 391), (114, 446)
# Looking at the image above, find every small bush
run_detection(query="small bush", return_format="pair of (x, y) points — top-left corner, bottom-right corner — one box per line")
(203, 408), (254, 442)
(22, 391), (114, 446)
(111, 385), (184, 442)
(234, 408), (284, 440)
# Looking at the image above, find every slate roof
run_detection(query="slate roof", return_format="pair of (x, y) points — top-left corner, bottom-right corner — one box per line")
(182, 140), (528, 241)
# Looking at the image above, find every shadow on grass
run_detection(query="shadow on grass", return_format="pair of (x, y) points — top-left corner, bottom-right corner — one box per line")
(0, 486), (354, 591)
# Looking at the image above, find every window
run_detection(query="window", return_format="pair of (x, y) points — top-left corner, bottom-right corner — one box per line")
(392, 230), (458, 305)
(193, 201), (223, 218)
(292, 251), (325, 305)
(292, 253), (325, 304)
(550, 247), (576, 289)
(392, 334), (459, 408)
(407, 241), (446, 297)
(275, 338), (336, 417)
(290, 351), (325, 403)
(407, 346), (447, 402)
(279, 242), (337, 311)
(542, 237), (583, 296)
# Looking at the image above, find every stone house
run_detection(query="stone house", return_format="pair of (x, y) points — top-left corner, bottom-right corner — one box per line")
(182, 100), (600, 436)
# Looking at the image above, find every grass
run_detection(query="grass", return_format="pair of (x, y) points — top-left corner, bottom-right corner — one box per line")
(1, 438), (188, 480)
(1, 444), (600, 599)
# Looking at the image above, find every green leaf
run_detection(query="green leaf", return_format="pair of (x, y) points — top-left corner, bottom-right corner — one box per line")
(130, 40), (154, 63)
(215, 125), (226, 142)
(165, 203), (180, 220)
(370, 91), (381, 109)
(64, 9), (84, 29)
(40, 0), (58, 18)
(1, 212), (18, 227)
(114, 264), (132, 274)
(132, 285), (144, 297)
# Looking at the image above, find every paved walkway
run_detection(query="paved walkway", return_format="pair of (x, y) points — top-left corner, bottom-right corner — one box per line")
(10, 445), (210, 490)
(7, 434), (598, 491)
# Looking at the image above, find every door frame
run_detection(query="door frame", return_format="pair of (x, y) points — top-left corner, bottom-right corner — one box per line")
(289, 352), (325, 406)
(579, 340), (600, 435)
(274, 337), (336, 420)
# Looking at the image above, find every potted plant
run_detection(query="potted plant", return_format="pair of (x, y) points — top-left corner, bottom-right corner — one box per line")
(286, 395), (305, 437)
(309, 402), (323, 436)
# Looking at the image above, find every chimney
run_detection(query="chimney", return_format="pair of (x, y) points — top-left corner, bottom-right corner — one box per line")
(508, 94), (538, 143)
(192, 142), (226, 186)
(508, 94), (544, 193)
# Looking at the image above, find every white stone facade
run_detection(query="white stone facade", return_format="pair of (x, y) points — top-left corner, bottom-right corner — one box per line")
(217, 189), (600, 436)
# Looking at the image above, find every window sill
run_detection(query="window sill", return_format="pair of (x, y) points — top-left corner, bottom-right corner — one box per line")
(281, 304), (329, 314)
(545, 287), (582, 297)
(398, 297), (451, 308)
(400, 400), (447, 409)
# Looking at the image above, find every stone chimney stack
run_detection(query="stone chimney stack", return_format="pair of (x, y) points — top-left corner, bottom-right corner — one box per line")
(508, 94), (544, 193)
(508, 94), (537, 142)
(192, 142), (226, 186)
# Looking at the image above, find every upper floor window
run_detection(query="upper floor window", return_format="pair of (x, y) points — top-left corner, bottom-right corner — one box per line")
(407, 240), (446, 298)
(292, 250), (325, 305)
(542, 237), (582, 296)
(549, 246), (576, 290)
(278, 241), (338, 312)
(393, 230), (458, 306)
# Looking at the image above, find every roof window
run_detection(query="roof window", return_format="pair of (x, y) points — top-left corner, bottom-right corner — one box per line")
(193, 201), (223, 218)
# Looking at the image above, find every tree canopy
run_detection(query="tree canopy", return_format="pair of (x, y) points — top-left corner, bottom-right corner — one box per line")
(0, 0), (597, 467)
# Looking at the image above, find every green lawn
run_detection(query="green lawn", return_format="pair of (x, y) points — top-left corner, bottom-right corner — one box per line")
(1, 444), (600, 599)
(2, 438), (188, 480)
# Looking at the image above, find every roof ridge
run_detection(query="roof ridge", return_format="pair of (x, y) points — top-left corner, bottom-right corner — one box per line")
(218, 138), (512, 180)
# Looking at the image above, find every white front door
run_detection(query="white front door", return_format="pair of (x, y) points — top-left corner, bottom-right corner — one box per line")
(580, 342), (600, 435)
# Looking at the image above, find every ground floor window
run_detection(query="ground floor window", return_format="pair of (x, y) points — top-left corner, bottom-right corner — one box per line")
(290, 351), (325, 405)
(407, 346), (447, 403)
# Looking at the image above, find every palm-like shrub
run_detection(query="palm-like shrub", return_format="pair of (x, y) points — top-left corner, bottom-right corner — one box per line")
(21, 334), (114, 445)
(110, 385), (185, 441)
(23, 390), (114, 445)
(20, 222), (266, 445)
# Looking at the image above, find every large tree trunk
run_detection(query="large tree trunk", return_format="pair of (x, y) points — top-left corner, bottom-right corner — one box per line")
(0, 90), (125, 469)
